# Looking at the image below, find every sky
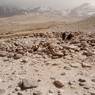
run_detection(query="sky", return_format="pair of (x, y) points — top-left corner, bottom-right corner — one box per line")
(0, 0), (95, 10)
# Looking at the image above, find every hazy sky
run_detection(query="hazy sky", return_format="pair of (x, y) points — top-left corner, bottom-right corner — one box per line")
(0, 0), (95, 9)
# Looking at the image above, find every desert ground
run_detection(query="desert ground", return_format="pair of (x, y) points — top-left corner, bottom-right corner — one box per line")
(0, 15), (95, 95)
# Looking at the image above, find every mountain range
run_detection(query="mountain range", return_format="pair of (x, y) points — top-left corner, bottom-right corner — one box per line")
(0, 3), (95, 18)
(0, 5), (26, 17)
(69, 3), (95, 18)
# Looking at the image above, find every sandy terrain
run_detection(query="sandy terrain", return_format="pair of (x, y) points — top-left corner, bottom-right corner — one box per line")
(0, 15), (95, 95)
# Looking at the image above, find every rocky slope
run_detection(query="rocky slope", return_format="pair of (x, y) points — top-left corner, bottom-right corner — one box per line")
(0, 30), (95, 95)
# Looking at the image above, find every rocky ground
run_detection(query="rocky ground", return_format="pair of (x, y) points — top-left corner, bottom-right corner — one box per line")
(0, 30), (95, 95)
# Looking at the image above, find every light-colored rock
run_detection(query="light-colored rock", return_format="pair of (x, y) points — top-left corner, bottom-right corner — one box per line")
(0, 51), (7, 57)
(33, 91), (42, 95)
(81, 62), (92, 68)
(18, 79), (38, 90)
(13, 54), (22, 59)
(69, 62), (80, 68)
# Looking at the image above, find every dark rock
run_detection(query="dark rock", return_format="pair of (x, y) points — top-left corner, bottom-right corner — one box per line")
(79, 82), (85, 86)
(37, 79), (41, 82)
(82, 51), (93, 56)
(78, 78), (86, 82)
(17, 92), (23, 95)
(53, 80), (64, 88)
(60, 72), (66, 76)
(62, 32), (66, 40)
(83, 86), (89, 90)
(89, 89), (95, 95)
(32, 46), (39, 52)
(90, 93), (95, 95)
(62, 32), (73, 40)
(64, 66), (71, 70)
(21, 60), (27, 63)
(66, 33), (73, 40)
(48, 90), (53, 94)
(15, 87), (21, 91)
(57, 90), (62, 95)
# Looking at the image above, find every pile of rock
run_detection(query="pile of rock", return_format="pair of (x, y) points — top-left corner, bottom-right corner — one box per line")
(0, 31), (95, 60)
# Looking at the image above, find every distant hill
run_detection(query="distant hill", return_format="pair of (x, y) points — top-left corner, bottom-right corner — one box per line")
(0, 6), (26, 17)
(69, 3), (95, 18)
(66, 16), (95, 32)
(1, 3), (95, 18)
(0, 5), (63, 17)
(76, 16), (95, 28)
(24, 6), (63, 17)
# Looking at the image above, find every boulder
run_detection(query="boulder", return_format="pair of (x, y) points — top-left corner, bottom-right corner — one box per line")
(13, 53), (22, 59)
(18, 79), (38, 90)
(53, 80), (64, 88)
